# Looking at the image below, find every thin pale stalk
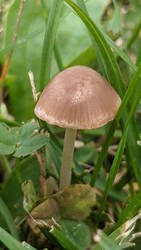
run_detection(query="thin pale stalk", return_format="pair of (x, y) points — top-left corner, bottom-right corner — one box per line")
(59, 128), (77, 190)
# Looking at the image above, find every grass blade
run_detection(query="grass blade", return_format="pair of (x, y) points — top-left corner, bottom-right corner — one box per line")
(126, 21), (141, 49)
(98, 233), (121, 250)
(39, 0), (63, 91)
(0, 197), (19, 240)
(54, 41), (64, 71)
(0, 227), (36, 250)
(91, 63), (141, 186)
(101, 30), (137, 71)
(99, 70), (141, 213)
(76, 0), (136, 71)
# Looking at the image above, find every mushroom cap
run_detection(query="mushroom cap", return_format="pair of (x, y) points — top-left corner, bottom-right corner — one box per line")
(34, 66), (121, 130)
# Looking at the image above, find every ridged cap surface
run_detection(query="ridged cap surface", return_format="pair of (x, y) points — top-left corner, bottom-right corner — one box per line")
(34, 66), (121, 129)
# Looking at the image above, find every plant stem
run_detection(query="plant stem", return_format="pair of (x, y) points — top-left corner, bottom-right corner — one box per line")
(59, 128), (77, 190)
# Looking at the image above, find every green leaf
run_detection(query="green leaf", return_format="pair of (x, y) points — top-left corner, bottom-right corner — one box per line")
(0, 121), (49, 157)
(0, 123), (17, 155)
(50, 220), (91, 250)
(0, 227), (36, 250)
(4, 0), (44, 121)
(0, 198), (19, 240)
(67, 45), (96, 68)
(45, 225), (78, 250)
(14, 133), (48, 157)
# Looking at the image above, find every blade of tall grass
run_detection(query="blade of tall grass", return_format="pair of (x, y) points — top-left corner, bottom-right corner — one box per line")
(64, 0), (141, 187)
(0, 197), (19, 240)
(136, 39), (141, 65)
(91, 63), (141, 186)
(98, 71), (141, 213)
(101, 31), (137, 71)
(76, 0), (87, 12)
(39, 0), (63, 91)
(49, 226), (79, 250)
(54, 41), (64, 71)
(76, 0), (136, 71)
(126, 21), (141, 49)
(0, 227), (36, 250)
(0, 117), (20, 126)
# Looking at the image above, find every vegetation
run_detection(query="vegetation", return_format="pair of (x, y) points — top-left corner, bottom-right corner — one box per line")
(0, 0), (141, 249)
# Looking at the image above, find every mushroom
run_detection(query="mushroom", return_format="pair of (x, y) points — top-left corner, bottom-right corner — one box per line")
(34, 66), (121, 190)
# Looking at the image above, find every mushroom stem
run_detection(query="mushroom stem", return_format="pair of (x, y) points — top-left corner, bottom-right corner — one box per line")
(59, 128), (77, 190)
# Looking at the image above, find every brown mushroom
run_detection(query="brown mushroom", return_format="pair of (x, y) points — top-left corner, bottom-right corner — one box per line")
(34, 66), (121, 190)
